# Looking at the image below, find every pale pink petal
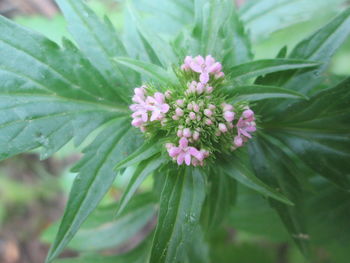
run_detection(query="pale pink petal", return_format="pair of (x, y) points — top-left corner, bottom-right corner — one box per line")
(205, 55), (215, 67)
(195, 55), (205, 65)
(200, 72), (210, 84)
(179, 137), (188, 148)
(177, 153), (185, 165)
(234, 136), (243, 147)
(208, 62), (222, 73)
(150, 110), (160, 121)
(169, 147), (181, 157)
(161, 104), (170, 113)
(185, 153), (191, 166)
(154, 92), (165, 104)
(190, 61), (202, 73)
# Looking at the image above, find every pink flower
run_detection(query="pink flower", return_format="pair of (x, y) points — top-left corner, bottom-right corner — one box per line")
(218, 123), (228, 133)
(204, 109), (213, 117)
(167, 138), (203, 166)
(223, 111), (235, 122)
(182, 55), (224, 84)
(233, 109), (256, 148)
(146, 92), (170, 121)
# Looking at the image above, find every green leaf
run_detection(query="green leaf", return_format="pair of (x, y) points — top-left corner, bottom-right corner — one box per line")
(286, 7), (350, 94)
(125, 1), (176, 67)
(114, 57), (177, 86)
(0, 16), (126, 105)
(262, 78), (350, 189)
(240, 0), (347, 41)
(0, 16), (128, 160)
(46, 119), (142, 262)
(229, 184), (289, 241)
(56, 0), (135, 93)
(116, 154), (166, 216)
(150, 167), (206, 263)
(114, 139), (161, 171)
(248, 136), (310, 255)
(221, 150), (293, 206)
(0, 96), (120, 160)
(228, 59), (319, 83)
(225, 84), (308, 102)
(191, 0), (253, 67)
(53, 234), (152, 263)
(221, 4), (253, 67)
(201, 167), (237, 231)
(43, 193), (155, 251)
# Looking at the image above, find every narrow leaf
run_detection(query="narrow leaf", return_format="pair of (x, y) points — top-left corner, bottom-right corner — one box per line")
(56, 0), (135, 90)
(114, 139), (161, 170)
(46, 120), (142, 262)
(116, 154), (166, 216)
(150, 167), (206, 263)
(228, 59), (319, 82)
(225, 85), (308, 102)
(221, 151), (293, 206)
(114, 57), (177, 86)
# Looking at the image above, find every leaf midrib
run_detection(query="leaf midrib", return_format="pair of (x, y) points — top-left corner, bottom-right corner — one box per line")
(48, 124), (131, 262)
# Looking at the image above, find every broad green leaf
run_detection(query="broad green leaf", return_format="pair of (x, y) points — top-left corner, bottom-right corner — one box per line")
(56, 0), (136, 94)
(0, 16), (128, 159)
(125, 2), (176, 67)
(114, 139), (161, 170)
(228, 59), (319, 83)
(286, 7), (350, 94)
(186, 226), (210, 263)
(116, 154), (166, 216)
(53, 234), (152, 263)
(248, 136), (310, 255)
(150, 167), (206, 263)
(114, 57), (177, 86)
(262, 78), (350, 189)
(221, 150), (293, 206)
(240, 0), (347, 41)
(201, 167), (237, 231)
(0, 96), (119, 160)
(257, 9), (350, 116)
(129, 0), (194, 36)
(225, 85), (308, 102)
(0, 16), (126, 105)
(191, 0), (253, 67)
(229, 184), (289, 241)
(43, 193), (155, 251)
(46, 119), (142, 262)
(221, 4), (253, 67)
(193, 0), (231, 55)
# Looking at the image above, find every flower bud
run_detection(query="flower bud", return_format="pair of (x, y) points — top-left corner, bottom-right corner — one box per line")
(218, 123), (228, 133)
(175, 108), (184, 116)
(183, 128), (192, 138)
(189, 112), (196, 120)
(204, 109), (213, 117)
(223, 111), (234, 122)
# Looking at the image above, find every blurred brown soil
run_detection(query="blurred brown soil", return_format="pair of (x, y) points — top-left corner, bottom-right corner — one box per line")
(0, 0), (58, 18)
(0, 154), (79, 263)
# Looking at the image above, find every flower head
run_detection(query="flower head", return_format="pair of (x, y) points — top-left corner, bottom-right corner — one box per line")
(130, 55), (256, 166)
(181, 55), (225, 84)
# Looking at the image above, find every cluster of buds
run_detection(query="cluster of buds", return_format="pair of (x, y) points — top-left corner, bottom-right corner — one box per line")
(129, 55), (256, 166)
(181, 55), (225, 84)
(129, 86), (170, 132)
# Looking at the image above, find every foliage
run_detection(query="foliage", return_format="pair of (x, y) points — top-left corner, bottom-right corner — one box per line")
(0, 0), (350, 262)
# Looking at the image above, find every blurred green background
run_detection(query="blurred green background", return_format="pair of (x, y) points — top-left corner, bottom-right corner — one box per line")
(0, 0), (349, 262)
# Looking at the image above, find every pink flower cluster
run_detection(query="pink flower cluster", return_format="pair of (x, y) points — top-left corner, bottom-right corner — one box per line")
(129, 86), (170, 131)
(166, 138), (209, 166)
(185, 81), (213, 95)
(181, 55), (225, 84)
(233, 108), (256, 148)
